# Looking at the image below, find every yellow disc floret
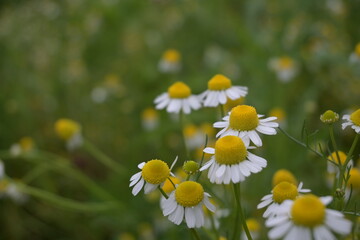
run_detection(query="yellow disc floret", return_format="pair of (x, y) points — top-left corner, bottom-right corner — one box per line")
(348, 168), (360, 190)
(246, 218), (261, 232)
(175, 181), (204, 207)
(328, 151), (347, 165)
(291, 195), (325, 227)
(272, 182), (298, 204)
(350, 109), (360, 126)
(208, 74), (232, 91)
(272, 169), (297, 187)
(54, 118), (81, 140)
(163, 49), (181, 63)
(215, 136), (247, 165)
(229, 105), (259, 131)
(141, 160), (170, 185)
(168, 82), (191, 99)
(162, 176), (180, 194)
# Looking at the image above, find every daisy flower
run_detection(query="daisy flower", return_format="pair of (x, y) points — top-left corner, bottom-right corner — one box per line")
(342, 108), (360, 134)
(9, 137), (35, 157)
(199, 74), (248, 107)
(272, 169), (297, 187)
(154, 81), (201, 114)
(214, 105), (279, 147)
(158, 49), (181, 73)
(268, 56), (298, 83)
(130, 157), (177, 196)
(161, 181), (216, 228)
(200, 135), (267, 184)
(327, 151), (353, 174)
(141, 107), (159, 131)
(257, 181), (311, 219)
(54, 118), (83, 150)
(266, 194), (352, 240)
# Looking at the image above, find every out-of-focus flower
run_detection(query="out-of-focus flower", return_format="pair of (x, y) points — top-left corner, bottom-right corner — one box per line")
(241, 218), (261, 240)
(214, 105), (279, 147)
(183, 124), (203, 150)
(118, 232), (136, 240)
(342, 108), (360, 134)
(268, 56), (298, 83)
(200, 74), (248, 107)
(10, 136), (35, 156)
(345, 168), (360, 200)
(326, 0), (345, 15)
(91, 74), (125, 103)
(269, 107), (286, 126)
(141, 107), (159, 131)
(349, 43), (360, 64)
(54, 118), (83, 150)
(203, 198), (229, 230)
(0, 161), (27, 204)
(158, 49), (181, 73)
(272, 169), (297, 187)
(257, 182), (310, 219)
(320, 110), (339, 124)
(162, 181), (215, 228)
(265, 195), (352, 240)
(154, 82), (201, 114)
(138, 223), (155, 240)
(327, 151), (353, 174)
(200, 136), (267, 184)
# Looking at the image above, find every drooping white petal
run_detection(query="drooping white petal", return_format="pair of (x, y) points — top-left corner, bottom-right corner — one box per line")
(194, 205), (204, 228)
(203, 147), (215, 154)
(138, 162), (146, 169)
(266, 215), (289, 227)
(200, 158), (214, 171)
(185, 207), (196, 228)
(257, 125), (277, 135)
(325, 214), (352, 235)
(216, 164), (226, 178)
(154, 93), (168, 104)
(223, 166), (231, 184)
(163, 198), (178, 216)
(320, 196), (333, 205)
(248, 131), (263, 147)
(130, 172), (142, 184)
(173, 205), (185, 225)
(132, 178), (144, 196)
(144, 182), (158, 194)
(268, 221), (292, 239)
(203, 195), (216, 212)
(257, 198), (273, 209)
(313, 226), (336, 240)
(230, 165), (240, 183)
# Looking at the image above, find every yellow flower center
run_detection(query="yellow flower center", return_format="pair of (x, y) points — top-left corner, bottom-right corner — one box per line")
(355, 43), (360, 57)
(350, 109), (360, 126)
(348, 168), (360, 189)
(163, 49), (181, 63)
(0, 179), (9, 192)
(208, 74), (232, 90)
(246, 218), (261, 231)
(183, 124), (198, 137)
(54, 119), (81, 140)
(19, 137), (34, 151)
(183, 161), (200, 175)
(291, 195), (325, 227)
(215, 136), (247, 165)
(141, 160), (170, 184)
(175, 181), (204, 207)
(168, 82), (191, 98)
(269, 107), (286, 122)
(162, 176), (180, 194)
(328, 151), (347, 165)
(142, 108), (158, 120)
(229, 105), (259, 131)
(278, 56), (294, 70)
(272, 182), (298, 204)
(272, 169), (297, 187)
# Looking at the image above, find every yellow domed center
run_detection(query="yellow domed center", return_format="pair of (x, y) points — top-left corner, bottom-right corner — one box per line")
(163, 49), (181, 63)
(278, 56), (294, 70)
(328, 151), (347, 165)
(246, 218), (261, 232)
(168, 82), (191, 98)
(272, 169), (297, 187)
(229, 105), (259, 131)
(291, 195), (325, 227)
(350, 109), (360, 126)
(272, 182), (298, 204)
(348, 168), (360, 189)
(208, 74), (232, 90)
(175, 181), (204, 207)
(215, 136), (247, 165)
(355, 43), (360, 57)
(162, 176), (180, 194)
(141, 159), (170, 184)
(54, 119), (81, 140)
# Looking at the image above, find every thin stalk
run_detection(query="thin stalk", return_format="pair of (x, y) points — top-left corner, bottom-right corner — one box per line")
(219, 104), (225, 118)
(22, 164), (53, 183)
(195, 135), (208, 181)
(179, 112), (190, 159)
(190, 228), (201, 240)
(82, 139), (125, 175)
(232, 183), (252, 240)
(158, 186), (169, 199)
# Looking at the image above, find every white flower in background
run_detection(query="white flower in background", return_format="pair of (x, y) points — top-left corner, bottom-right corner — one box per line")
(200, 135), (267, 184)
(266, 195), (352, 240)
(9, 137), (35, 157)
(241, 218), (261, 240)
(158, 49), (181, 73)
(342, 108), (360, 134)
(257, 182), (311, 219)
(349, 43), (360, 64)
(268, 56), (298, 83)
(214, 105), (278, 147)
(183, 124), (204, 150)
(141, 107), (159, 131)
(199, 74), (248, 107)
(327, 151), (353, 175)
(161, 181), (215, 228)
(54, 118), (83, 150)
(154, 81), (201, 114)
(130, 157), (177, 196)
(91, 87), (108, 103)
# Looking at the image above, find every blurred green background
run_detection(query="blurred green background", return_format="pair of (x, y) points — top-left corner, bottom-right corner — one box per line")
(0, 0), (360, 239)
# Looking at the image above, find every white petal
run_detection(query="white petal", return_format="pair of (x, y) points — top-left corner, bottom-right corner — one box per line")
(230, 165), (240, 183)
(138, 162), (146, 169)
(239, 162), (251, 177)
(188, 96), (201, 110)
(257, 125), (277, 135)
(132, 178), (144, 196)
(130, 172), (141, 184)
(261, 194), (273, 201)
(266, 215), (289, 227)
(194, 205), (204, 228)
(154, 93), (168, 104)
(223, 166), (231, 184)
(247, 152), (267, 167)
(203, 195), (216, 212)
(257, 198), (273, 209)
(268, 221), (292, 239)
(163, 198), (178, 216)
(219, 91), (227, 104)
(203, 147), (215, 154)
(216, 164), (226, 178)
(325, 214), (352, 235)
(144, 182), (158, 194)
(173, 205), (185, 225)
(182, 99), (191, 114)
(249, 131), (262, 147)
(320, 196), (333, 205)
(283, 226), (303, 240)
(185, 207), (196, 228)
(200, 158), (214, 171)
(167, 99), (181, 113)
(313, 226), (336, 240)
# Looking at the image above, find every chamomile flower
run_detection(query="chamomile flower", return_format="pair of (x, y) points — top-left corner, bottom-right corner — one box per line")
(327, 151), (353, 174)
(141, 107), (159, 131)
(158, 49), (181, 73)
(154, 81), (201, 114)
(349, 43), (360, 64)
(183, 124), (203, 150)
(214, 105), (279, 147)
(200, 74), (248, 107)
(342, 108), (360, 134)
(266, 195), (352, 240)
(200, 135), (267, 184)
(257, 182), (311, 219)
(268, 56), (298, 83)
(130, 157), (177, 196)
(54, 118), (83, 150)
(272, 169), (297, 187)
(10, 137), (35, 156)
(161, 181), (215, 228)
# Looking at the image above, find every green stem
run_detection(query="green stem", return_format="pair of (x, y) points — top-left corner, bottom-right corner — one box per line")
(190, 228), (201, 240)
(232, 183), (252, 240)
(17, 183), (120, 212)
(22, 164), (53, 183)
(209, 213), (220, 240)
(82, 139), (125, 175)
(219, 104), (225, 118)
(158, 186), (169, 199)
(195, 135), (208, 181)
(179, 112), (190, 159)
